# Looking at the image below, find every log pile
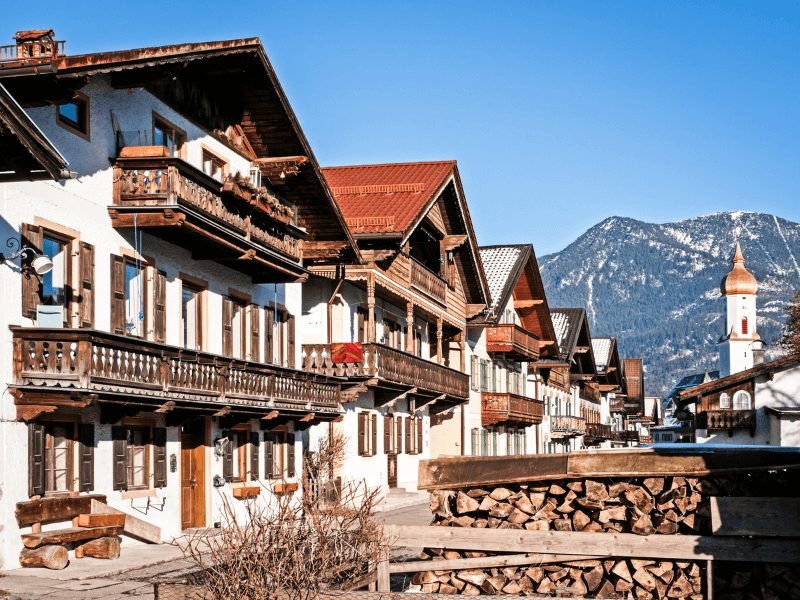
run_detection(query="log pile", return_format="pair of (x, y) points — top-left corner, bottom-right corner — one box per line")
(412, 552), (704, 598)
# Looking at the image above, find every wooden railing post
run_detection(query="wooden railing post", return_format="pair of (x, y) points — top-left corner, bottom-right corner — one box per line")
(376, 545), (390, 592)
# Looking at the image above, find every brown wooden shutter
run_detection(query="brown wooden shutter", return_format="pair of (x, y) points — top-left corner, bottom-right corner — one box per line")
(110, 255), (126, 335)
(287, 314), (296, 368)
(222, 297), (233, 356)
(154, 270), (167, 343)
(20, 224), (43, 319)
(222, 430), (233, 482)
(357, 413), (366, 457)
(404, 416), (411, 454)
(287, 432), (296, 478)
(371, 413), (377, 457)
(28, 422), (45, 497)
(250, 304), (261, 362)
(417, 417), (423, 455)
(263, 431), (274, 479)
(78, 423), (94, 492)
(384, 415), (391, 454)
(111, 426), (127, 491)
(396, 417), (403, 454)
(357, 308), (366, 343)
(77, 242), (95, 328)
(250, 431), (260, 481)
(154, 427), (167, 488)
(264, 307), (274, 364)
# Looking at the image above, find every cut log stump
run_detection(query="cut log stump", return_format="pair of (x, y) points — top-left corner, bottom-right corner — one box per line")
(20, 545), (69, 570)
(75, 536), (121, 560)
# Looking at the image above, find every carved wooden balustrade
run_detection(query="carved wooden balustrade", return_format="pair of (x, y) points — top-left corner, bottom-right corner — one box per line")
(0, 40), (65, 64)
(111, 156), (301, 262)
(610, 430), (640, 444)
(410, 259), (447, 304)
(585, 422), (612, 441)
(481, 392), (544, 426)
(698, 409), (756, 432)
(486, 324), (540, 362)
(12, 328), (340, 414)
(302, 343), (469, 401)
(609, 398), (625, 413)
(549, 415), (586, 437)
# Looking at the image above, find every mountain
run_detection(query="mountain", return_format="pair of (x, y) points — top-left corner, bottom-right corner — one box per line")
(539, 212), (800, 398)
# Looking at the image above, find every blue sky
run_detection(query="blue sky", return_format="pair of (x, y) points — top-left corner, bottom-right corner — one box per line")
(5, 1), (799, 254)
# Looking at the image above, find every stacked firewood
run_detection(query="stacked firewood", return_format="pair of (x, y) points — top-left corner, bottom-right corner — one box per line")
(412, 551), (704, 598)
(428, 476), (712, 536)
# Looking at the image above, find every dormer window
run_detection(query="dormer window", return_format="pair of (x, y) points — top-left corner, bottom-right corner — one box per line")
(57, 93), (89, 139)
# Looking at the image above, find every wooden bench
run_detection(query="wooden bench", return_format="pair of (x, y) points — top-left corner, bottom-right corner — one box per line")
(15, 494), (124, 569)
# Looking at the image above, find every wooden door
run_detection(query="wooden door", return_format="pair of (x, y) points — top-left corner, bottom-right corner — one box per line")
(181, 419), (206, 530)
(387, 453), (398, 489)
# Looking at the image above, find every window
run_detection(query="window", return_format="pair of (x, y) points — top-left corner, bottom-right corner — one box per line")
(202, 149), (227, 181)
(470, 356), (479, 391)
(733, 390), (752, 410)
(263, 430), (295, 480)
(357, 412), (378, 456)
(124, 260), (146, 337)
(480, 359), (489, 392)
(44, 422), (74, 492)
(229, 430), (249, 482)
(382, 318), (402, 349)
(384, 414), (398, 454)
(126, 426), (150, 489)
(405, 416), (423, 455)
(57, 93), (89, 138)
(181, 282), (203, 350)
(29, 420), (94, 497)
(153, 114), (185, 158)
(112, 423), (166, 492)
(41, 234), (68, 306)
(471, 428), (479, 456)
(741, 317), (749, 335)
(480, 428), (488, 456)
(223, 296), (248, 359)
(719, 393), (731, 409)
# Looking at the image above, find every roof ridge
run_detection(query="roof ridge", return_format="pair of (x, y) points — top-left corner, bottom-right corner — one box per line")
(55, 38), (262, 65)
(322, 160), (457, 171)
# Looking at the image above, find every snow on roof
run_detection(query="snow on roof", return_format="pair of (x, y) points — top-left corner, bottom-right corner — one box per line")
(592, 338), (613, 372)
(551, 311), (569, 349)
(479, 245), (522, 310)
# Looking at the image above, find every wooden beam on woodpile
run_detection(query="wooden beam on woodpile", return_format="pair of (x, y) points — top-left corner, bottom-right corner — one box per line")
(388, 552), (605, 574)
(710, 497), (800, 537)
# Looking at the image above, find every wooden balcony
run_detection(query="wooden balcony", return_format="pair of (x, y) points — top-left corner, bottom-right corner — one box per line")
(610, 430), (640, 444)
(11, 328), (341, 422)
(639, 435), (653, 445)
(109, 155), (306, 282)
(486, 324), (540, 362)
(0, 40), (64, 66)
(549, 415), (586, 438)
(410, 259), (447, 304)
(698, 409), (756, 433)
(609, 398), (625, 413)
(302, 343), (469, 403)
(584, 422), (612, 442)
(481, 392), (543, 427)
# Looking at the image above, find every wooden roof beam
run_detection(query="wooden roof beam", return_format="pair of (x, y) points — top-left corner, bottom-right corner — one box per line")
(514, 299), (544, 309)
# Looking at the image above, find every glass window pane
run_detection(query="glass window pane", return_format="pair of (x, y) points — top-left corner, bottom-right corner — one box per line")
(125, 263), (144, 336)
(41, 236), (66, 305)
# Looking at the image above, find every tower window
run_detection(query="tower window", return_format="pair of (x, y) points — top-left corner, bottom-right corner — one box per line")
(741, 317), (748, 335)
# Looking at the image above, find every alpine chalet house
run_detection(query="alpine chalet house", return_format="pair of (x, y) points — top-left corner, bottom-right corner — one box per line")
(674, 242), (800, 446)
(585, 336), (622, 449)
(539, 308), (598, 452)
(615, 357), (646, 446)
(0, 30), (356, 568)
(465, 244), (558, 456)
(302, 161), (489, 493)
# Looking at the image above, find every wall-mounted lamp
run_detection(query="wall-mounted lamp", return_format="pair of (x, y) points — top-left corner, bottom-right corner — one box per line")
(0, 238), (54, 275)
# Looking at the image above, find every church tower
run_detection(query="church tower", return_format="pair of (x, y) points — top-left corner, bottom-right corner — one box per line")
(718, 241), (760, 377)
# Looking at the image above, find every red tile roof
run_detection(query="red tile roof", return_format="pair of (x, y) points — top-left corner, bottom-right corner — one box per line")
(321, 161), (455, 235)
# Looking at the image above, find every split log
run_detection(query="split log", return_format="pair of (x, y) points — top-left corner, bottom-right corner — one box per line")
(75, 536), (121, 560)
(20, 545), (68, 570)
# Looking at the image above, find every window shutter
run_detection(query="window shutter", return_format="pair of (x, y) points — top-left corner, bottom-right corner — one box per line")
(250, 431), (260, 481)
(263, 431), (275, 479)
(20, 224), (44, 319)
(77, 241), (95, 328)
(79, 423), (95, 492)
(222, 297), (233, 356)
(250, 304), (261, 362)
(470, 356), (479, 391)
(371, 413), (377, 457)
(110, 255), (126, 335)
(222, 430), (233, 482)
(264, 307), (274, 364)
(154, 427), (167, 488)
(404, 416), (411, 454)
(287, 432), (296, 478)
(111, 426), (127, 491)
(396, 416), (403, 454)
(287, 314), (296, 368)
(384, 415), (391, 454)
(417, 417), (423, 455)
(357, 413), (366, 457)
(154, 270), (167, 343)
(28, 423), (45, 497)
(357, 309), (366, 343)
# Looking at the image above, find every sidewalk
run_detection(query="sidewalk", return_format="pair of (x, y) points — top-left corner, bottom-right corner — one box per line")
(0, 501), (433, 599)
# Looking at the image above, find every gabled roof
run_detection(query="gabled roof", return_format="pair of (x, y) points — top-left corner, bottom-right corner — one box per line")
(592, 338), (613, 372)
(550, 308), (596, 374)
(623, 358), (644, 403)
(323, 160), (490, 307)
(678, 354), (800, 403)
(0, 82), (68, 181)
(0, 37), (358, 262)
(322, 161), (455, 237)
(478, 243), (558, 357)
(664, 371), (719, 403)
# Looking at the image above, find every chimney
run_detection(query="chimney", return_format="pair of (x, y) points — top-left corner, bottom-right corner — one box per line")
(4, 29), (62, 64)
(753, 339), (766, 366)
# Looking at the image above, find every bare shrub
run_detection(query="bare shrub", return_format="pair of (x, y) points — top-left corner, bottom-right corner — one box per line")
(177, 431), (385, 600)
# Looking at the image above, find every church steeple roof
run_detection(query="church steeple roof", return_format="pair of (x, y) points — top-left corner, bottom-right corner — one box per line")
(721, 241), (757, 296)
